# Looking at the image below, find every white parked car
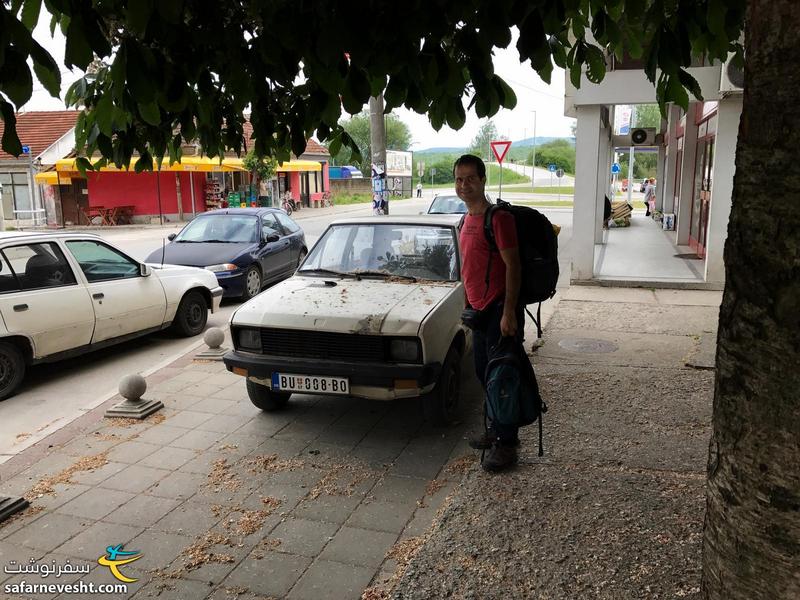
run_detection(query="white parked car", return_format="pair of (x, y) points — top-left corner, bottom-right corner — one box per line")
(0, 231), (223, 400)
(224, 215), (470, 424)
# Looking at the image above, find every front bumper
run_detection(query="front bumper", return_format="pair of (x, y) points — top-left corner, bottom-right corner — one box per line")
(223, 350), (442, 400)
(210, 286), (224, 312)
(213, 270), (246, 298)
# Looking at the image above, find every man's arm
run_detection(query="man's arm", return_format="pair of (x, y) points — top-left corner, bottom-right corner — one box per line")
(499, 245), (521, 337)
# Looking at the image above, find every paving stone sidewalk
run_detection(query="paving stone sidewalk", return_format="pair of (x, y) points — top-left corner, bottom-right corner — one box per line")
(0, 345), (487, 600)
(390, 287), (722, 599)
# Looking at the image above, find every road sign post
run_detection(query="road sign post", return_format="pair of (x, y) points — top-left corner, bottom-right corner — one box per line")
(555, 168), (564, 201)
(490, 140), (512, 199)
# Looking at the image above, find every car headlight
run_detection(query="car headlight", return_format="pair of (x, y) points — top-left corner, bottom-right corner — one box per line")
(388, 338), (422, 363)
(205, 263), (238, 272)
(237, 328), (262, 352)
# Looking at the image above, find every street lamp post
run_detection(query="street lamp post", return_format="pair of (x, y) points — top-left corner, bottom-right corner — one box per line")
(530, 111), (537, 188)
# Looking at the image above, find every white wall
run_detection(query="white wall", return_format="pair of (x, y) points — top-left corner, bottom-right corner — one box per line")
(704, 95), (743, 284)
(572, 67), (723, 106)
(572, 105), (602, 281)
(676, 105), (700, 246)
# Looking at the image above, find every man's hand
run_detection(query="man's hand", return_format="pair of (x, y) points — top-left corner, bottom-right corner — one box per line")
(500, 310), (517, 337)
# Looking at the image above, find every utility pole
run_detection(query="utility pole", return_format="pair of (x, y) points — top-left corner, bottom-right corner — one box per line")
(531, 110), (537, 188)
(369, 94), (388, 215)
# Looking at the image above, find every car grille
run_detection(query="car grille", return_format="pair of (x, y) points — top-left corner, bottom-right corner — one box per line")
(259, 328), (386, 362)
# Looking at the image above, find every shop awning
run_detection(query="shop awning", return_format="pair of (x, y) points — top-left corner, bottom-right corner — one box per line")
(276, 160), (322, 172)
(54, 156), (248, 173)
(34, 171), (69, 184)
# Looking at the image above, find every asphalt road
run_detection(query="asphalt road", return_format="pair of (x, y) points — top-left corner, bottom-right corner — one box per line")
(0, 196), (573, 462)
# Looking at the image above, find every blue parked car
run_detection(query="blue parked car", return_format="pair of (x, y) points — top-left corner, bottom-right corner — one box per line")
(145, 208), (307, 300)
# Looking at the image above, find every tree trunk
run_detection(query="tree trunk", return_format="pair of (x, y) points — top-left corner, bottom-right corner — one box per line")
(702, 1), (800, 598)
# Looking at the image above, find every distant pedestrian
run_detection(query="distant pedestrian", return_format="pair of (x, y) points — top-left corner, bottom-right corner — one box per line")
(643, 177), (656, 216)
(416, 182), (422, 198)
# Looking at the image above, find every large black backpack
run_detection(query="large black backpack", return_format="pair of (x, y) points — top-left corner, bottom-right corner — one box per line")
(460, 199), (559, 339)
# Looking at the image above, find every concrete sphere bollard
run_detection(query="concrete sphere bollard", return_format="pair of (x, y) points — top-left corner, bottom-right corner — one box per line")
(204, 327), (225, 349)
(119, 374), (147, 402)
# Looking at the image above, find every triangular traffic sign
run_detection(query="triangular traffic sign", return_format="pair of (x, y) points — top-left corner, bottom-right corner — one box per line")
(490, 140), (512, 164)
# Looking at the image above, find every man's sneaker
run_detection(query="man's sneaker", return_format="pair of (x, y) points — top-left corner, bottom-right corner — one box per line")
(469, 429), (520, 450)
(481, 443), (518, 473)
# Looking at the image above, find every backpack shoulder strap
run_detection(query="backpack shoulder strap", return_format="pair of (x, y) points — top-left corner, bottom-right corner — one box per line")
(483, 203), (499, 249)
(457, 213), (466, 232)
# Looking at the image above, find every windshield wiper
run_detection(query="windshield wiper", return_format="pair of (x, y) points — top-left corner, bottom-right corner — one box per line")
(354, 270), (418, 282)
(202, 239), (234, 243)
(299, 268), (360, 279)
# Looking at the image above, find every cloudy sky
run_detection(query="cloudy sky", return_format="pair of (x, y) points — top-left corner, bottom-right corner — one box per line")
(24, 21), (575, 151)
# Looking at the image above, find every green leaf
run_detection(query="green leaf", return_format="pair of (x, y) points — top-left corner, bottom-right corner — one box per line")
(342, 67), (370, 114)
(94, 94), (114, 136)
(74, 111), (88, 149)
(494, 76), (517, 110)
(677, 69), (703, 102)
(445, 97), (466, 130)
(0, 101), (23, 156)
(139, 99), (162, 128)
(584, 45), (606, 83)
(134, 152), (153, 173)
(64, 15), (94, 69)
(75, 156), (93, 175)
(665, 73), (689, 110)
(126, 44), (156, 102)
(126, 0), (153, 36)
(327, 132), (343, 158)
(21, 0), (42, 30)
(29, 40), (61, 96)
(155, 0), (182, 25)
(0, 48), (33, 106)
(110, 46), (126, 102)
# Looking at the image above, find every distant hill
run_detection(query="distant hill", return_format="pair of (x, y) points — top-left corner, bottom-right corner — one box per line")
(416, 137), (574, 153)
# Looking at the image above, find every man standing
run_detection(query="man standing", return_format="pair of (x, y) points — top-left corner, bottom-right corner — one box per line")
(455, 154), (524, 472)
(416, 182), (422, 197)
(643, 177), (656, 216)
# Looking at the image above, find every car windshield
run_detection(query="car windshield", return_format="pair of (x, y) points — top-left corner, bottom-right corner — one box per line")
(174, 215), (259, 243)
(428, 195), (466, 214)
(300, 223), (459, 281)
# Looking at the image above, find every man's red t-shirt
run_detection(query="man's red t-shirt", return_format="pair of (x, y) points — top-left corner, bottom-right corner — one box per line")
(459, 209), (517, 311)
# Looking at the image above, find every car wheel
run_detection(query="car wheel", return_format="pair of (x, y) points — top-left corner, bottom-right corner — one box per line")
(242, 265), (262, 301)
(423, 345), (461, 426)
(172, 290), (208, 337)
(296, 248), (307, 269)
(246, 379), (291, 411)
(0, 341), (25, 401)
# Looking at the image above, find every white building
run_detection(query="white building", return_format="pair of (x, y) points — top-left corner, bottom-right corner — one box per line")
(565, 53), (743, 289)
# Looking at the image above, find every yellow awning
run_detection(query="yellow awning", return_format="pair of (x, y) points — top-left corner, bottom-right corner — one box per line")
(35, 171), (69, 185)
(276, 160), (322, 172)
(55, 156), (248, 173)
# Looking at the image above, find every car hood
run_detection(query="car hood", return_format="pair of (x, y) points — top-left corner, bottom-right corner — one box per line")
(146, 262), (219, 289)
(232, 275), (457, 336)
(145, 241), (255, 268)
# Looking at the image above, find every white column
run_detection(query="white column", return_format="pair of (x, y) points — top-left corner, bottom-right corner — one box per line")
(661, 105), (682, 214)
(595, 112), (611, 243)
(572, 105), (603, 281)
(676, 104), (699, 246)
(704, 95), (742, 285)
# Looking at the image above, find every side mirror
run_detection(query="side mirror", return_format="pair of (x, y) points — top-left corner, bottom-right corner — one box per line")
(167, 233), (177, 241)
(266, 232), (280, 243)
(140, 264), (152, 277)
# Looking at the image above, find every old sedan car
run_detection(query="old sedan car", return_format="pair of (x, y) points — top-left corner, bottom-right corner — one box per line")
(425, 192), (466, 215)
(145, 208), (307, 301)
(223, 215), (469, 424)
(0, 231), (223, 400)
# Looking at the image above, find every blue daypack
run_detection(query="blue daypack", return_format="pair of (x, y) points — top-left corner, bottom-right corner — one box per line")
(485, 337), (547, 456)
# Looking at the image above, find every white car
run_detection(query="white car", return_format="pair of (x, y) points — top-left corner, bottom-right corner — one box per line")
(224, 215), (470, 424)
(0, 231), (223, 400)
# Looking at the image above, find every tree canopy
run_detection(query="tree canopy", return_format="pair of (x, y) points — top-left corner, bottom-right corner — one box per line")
(468, 120), (500, 159)
(0, 0), (744, 171)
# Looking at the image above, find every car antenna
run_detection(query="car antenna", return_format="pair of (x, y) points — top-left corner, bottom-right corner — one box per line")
(160, 236), (166, 268)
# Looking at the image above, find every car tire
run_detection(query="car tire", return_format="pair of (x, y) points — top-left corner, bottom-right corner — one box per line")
(423, 345), (461, 426)
(0, 341), (25, 401)
(242, 265), (262, 301)
(246, 379), (291, 411)
(172, 290), (208, 337)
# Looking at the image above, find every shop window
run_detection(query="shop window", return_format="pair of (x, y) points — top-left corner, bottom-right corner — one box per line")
(0, 172), (32, 218)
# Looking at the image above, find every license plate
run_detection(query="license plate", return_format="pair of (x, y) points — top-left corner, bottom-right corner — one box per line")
(271, 373), (350, 395)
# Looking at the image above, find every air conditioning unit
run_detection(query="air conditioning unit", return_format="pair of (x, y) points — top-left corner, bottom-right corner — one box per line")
(720, 54), (744, 94)
(631, 127), (656, 145)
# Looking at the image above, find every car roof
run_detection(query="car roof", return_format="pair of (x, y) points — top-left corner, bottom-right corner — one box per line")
(0, 231), (105, 242)
(201, 207), (283, 217)
(329, 214), (462, 227)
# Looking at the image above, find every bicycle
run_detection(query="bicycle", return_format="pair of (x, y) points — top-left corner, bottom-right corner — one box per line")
(321, 191), (333, 208)
(281, 192), (296, 216)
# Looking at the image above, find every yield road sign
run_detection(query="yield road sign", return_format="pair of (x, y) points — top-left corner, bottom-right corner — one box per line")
(490, 140), (512, 164)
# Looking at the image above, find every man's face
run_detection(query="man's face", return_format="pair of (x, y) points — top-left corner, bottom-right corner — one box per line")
(454, 164), (486, 203)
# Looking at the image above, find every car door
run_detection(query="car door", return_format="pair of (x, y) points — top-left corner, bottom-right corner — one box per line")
(258, 212), (292, 281)
(274, 211), (303, 267)
(0, 241), (94, 357)
(64, 239), (167, 343)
